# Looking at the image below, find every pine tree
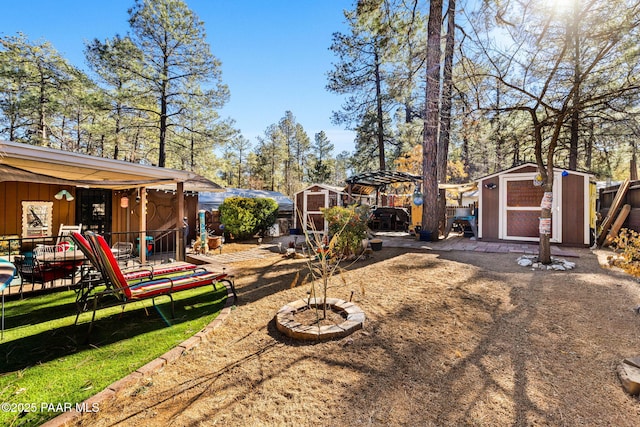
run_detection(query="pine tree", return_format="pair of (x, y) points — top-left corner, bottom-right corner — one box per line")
(309, 131), (335, 183)
(126, 0), (229, 167)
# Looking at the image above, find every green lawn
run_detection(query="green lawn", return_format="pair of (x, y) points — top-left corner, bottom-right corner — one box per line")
(0, 283), (228, 426)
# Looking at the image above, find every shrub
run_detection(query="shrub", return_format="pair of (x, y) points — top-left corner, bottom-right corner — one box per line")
(321, 205), (370, 257)
(219, 197), (279, 240)
(295, 204), (370, 320)
(253, 198), (279, 237)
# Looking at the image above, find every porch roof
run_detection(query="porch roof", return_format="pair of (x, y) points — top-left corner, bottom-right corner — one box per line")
(0, 140), (222, 192)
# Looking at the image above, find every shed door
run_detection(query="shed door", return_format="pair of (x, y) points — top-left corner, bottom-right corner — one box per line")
(303, 189), (329, 237)
(499, 173), (561, 243)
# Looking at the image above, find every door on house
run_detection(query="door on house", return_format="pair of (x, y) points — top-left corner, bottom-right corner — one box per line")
(76, 189), (112, 236)
(499, 173), (561, 243)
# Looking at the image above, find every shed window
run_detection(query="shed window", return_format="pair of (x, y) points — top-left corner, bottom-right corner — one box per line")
(506, 181), (544, 207)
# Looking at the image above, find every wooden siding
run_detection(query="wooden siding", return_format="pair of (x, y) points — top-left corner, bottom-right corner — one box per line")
(294, 185), (341, 231)
(111, 189), (198, 247)
(478, 164), (591, 246)
(0, 182), (196, 248)
(599, 181), (640, 233)
(0, 182), (77, 236)
(506, 210), (542, 237)
(295, 192), (304, 227)
(481, 166), (538, 240)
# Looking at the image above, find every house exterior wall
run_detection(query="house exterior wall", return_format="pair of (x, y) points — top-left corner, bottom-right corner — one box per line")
(0, 181), (77, 237)
(0, 181), (197, 251)
(112, 190), (197, 233)
(111, 189), (198, 249)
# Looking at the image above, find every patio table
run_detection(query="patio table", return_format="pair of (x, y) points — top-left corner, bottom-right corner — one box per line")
(14, 249), (86, 288)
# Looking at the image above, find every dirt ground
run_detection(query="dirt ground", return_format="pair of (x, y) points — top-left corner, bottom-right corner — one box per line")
(74, 245), (640, 426)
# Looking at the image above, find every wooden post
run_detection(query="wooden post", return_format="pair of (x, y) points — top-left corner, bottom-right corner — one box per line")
(176, 182), (185, 261)
(604, 204), (631, 247)
(139, 187), (147, 264)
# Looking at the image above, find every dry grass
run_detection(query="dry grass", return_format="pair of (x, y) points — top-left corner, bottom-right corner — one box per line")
(76, 246), (640, 426)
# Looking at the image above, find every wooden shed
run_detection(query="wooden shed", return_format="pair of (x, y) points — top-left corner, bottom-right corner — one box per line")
(293, 184), (346, 236)
(476, 163), (596, 246)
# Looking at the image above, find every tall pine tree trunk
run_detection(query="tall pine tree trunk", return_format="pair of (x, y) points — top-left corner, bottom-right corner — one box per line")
(374, 49), (385, 171)
(569, 1), (581, 170)
(158, 58), (169, 168)
(437, 0), (456, 234)
(422, 0), (443, 240)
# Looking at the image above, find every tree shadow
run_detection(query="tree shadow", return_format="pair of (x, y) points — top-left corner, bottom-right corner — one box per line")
(0, 287), (227, 373)
(230, 248), (417, 307)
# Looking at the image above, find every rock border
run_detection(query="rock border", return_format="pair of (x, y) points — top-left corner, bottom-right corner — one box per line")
(618, 356), (640, 396)
(516, 254), (576, 271)
(275, 298), (365, 341)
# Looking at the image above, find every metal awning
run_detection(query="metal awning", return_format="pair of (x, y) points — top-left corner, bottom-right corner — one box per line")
(345, 170), (421, 188)
(0, 140), (222, 192)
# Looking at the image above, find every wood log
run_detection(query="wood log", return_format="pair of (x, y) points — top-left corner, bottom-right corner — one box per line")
(597, 178), (630, 246)
(604, 204), (631, 247)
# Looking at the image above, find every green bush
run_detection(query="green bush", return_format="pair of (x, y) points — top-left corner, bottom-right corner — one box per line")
(253, 198), (279, 236)
(219, 197), (279, 240)
(322, 205), (370, 256)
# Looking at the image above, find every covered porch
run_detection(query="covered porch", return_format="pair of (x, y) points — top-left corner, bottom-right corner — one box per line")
(0, 140), (222, 296)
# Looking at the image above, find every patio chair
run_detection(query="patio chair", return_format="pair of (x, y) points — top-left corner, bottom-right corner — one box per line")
(71, 232), (202, 281)
(111, 241), (133, 264)
(70, 232), (203, 307)
(56, 224), (82, 248)
(78, 231), (236, 338)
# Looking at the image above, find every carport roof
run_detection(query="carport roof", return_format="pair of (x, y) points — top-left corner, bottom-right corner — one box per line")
(0, 140), (222, 192)
(345, 170), (421, 188)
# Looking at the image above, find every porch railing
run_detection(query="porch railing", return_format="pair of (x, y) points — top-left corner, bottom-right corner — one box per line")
(0, 228), (186, 297)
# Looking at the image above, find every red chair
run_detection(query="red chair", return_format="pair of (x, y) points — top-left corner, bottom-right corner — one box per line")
(71, 231), (205, 310)
(71, 232), (199, 282)
(76, 231), (236, 338)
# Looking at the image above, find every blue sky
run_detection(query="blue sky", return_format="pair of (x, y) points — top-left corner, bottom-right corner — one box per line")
(2, 0), (357, 153)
